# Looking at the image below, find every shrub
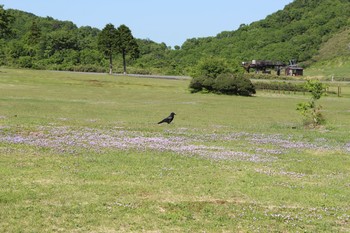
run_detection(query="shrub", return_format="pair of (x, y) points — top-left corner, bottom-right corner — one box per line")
(17, 56), (33, 68)
(214, 73), (256, 96)
(190, 73), (256, 96)
(254, 81), (308, 92)
(189, 57), (255, 96)
(189, 76), (205, 93)
(296, 80), (327, 127)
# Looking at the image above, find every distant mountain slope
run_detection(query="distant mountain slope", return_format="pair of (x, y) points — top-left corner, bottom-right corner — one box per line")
(305, 28), (350, 79)
(1, 0), (350, 77)
(174, 0), (350, 69)
(313, 28), (350, 62)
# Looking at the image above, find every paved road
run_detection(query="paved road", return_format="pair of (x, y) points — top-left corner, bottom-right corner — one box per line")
(115, 73), (191, 80)
(50, 70), (191, 80)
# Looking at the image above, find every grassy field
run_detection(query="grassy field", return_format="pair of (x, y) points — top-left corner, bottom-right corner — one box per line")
(305, 58), (350, 81)
(1, 68), (350, 232)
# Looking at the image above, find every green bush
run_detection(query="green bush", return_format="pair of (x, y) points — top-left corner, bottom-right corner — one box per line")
(296, 80), (327, 127)
(189, 58), (255, 96)
(214, 73), (256, 96)
(190, 73), (256, 96)
(254, 81), (308, 92)
(17, 56), (33, 68)
(189, 76), (205, 92)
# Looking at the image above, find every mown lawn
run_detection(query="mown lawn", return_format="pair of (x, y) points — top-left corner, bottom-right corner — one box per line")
(0, 68), (350, 232)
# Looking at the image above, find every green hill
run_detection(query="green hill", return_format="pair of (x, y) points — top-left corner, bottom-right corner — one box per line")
(314, 28), (350, 61)
(174, 0), (350, 68)
(1, 0), (350, 77)
(305, 28), (350, 79)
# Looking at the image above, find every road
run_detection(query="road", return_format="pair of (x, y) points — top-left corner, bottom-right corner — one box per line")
(50, 70), (191, 80)
(115, 73), (191, 80)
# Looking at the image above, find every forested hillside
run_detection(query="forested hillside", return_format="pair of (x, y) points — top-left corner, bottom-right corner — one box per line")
(0, 0), (349, 75)
(177, 0), (350, 69)
(0, 7), (170, 74)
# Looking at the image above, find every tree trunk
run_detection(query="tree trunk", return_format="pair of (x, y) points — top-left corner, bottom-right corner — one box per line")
(109, 54), (113, 75)
(122, 50), (127, 74)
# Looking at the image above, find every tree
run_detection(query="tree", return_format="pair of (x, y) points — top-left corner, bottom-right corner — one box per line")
(0, 5), (14, 39)
(116, 24), (139, 74)
(27, 21), (41, 44)
(98, 23), (117, 74)
(296, 80), (327, 127)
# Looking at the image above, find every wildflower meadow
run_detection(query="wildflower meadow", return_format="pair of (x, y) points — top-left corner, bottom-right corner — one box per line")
(1, 68), (350, 232)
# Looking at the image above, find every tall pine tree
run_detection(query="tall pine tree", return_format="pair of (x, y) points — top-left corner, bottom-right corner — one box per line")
(98, 23), (117, 74)
(116, 24), (139, 74)
(0, 5), (14, 39)
(27, 21), (41, 44)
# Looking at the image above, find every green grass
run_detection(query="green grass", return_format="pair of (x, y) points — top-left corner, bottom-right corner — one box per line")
(1, 68), (350, 232)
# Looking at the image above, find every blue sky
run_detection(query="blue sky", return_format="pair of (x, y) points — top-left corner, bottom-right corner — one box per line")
(1, 0), (293, 47)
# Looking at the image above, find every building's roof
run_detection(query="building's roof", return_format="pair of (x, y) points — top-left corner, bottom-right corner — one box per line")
(287, 65), (303, 70)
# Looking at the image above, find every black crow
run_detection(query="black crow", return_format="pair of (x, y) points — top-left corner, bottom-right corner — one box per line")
(158, 112), (176, 124)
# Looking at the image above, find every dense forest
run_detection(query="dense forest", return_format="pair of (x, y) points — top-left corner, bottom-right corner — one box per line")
(0, 0), (349, 75)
